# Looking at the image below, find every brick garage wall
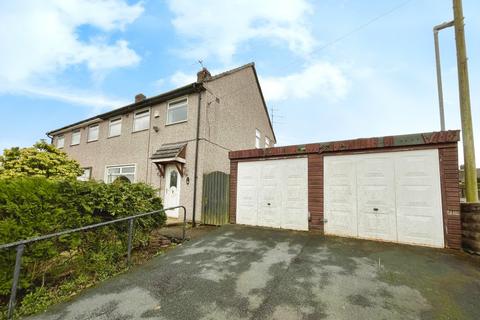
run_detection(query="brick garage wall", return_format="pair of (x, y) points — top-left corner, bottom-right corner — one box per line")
(439, 145), (462, 249)
(229, 131), (461, 249)
(229, 160), (238, 224)
(308, 154), (323, 230)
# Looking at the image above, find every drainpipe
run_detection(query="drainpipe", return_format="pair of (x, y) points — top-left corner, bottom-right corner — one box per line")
(46, 133), (53, 144)
(192, 87), (202, 227)
(433, 20), (454, 131)
(145, 108), (153, 184)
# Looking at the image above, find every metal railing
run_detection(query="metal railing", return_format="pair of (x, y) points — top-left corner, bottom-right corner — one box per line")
(0, 205), (187, 320)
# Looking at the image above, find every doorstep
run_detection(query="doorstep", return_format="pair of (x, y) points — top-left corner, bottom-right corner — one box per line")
(165, 217), (184, 226)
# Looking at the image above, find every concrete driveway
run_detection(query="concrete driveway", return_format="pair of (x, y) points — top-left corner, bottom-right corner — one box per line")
(30, 225), (480, 320)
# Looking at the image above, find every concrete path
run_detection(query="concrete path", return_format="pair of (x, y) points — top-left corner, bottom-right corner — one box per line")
(29, 225), (480, 320)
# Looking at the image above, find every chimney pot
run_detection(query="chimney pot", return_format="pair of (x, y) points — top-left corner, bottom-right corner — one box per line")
(197, 68), (212, 83)
(135, 93), (146, 103)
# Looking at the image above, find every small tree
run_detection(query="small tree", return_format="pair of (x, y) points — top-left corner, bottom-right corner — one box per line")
(0, 140), (83, 179)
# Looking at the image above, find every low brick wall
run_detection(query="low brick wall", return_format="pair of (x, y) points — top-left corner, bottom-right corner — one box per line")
(461, 202), (480, 254)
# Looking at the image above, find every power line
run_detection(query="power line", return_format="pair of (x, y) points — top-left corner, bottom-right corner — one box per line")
(177, 0), (414, 136)
(199, 0), (414, 105)
(312, 0), (413, 55)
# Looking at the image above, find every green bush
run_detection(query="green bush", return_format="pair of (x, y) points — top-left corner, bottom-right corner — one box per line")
(0, 140), (83, 180)
(0, 177), (164, 315)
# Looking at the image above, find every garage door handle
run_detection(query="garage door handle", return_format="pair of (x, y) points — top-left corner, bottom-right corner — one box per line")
(267, 203), (271, 206)
(373, 208), (379, 211)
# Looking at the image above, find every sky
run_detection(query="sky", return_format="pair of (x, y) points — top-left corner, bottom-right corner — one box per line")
(1, 0), (479, 166)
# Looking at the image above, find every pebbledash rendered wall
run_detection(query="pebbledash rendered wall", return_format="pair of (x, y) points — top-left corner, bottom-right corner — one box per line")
(229, 130), (462, 249)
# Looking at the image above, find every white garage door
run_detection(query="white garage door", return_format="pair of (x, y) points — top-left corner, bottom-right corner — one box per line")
(324, 149), (444, 247)
(236, 158), (308, 231)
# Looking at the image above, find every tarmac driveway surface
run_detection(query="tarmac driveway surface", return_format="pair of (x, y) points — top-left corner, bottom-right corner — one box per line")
(29, 225), (480, 320)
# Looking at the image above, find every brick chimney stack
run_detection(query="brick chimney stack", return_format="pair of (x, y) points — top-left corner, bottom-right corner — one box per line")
(135, 93), (146, 103)
(196, 68), (212, 83)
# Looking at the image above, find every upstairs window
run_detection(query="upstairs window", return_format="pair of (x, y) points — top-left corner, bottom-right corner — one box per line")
(265, 137), (271, 148)
(105, 165), (136, 183)
(88, 124), (99, 142)
(57, 135), (64, 148)
(255, 129), (261, 148)
(109, 118), (122, 137)
(133, 109), (150, 132)
(71, 130), (81, 146)
(167, 98), (188, 125)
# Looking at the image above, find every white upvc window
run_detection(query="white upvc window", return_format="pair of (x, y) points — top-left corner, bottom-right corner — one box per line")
(78, 167), (92, 181)
(265, 137), (271, 148)
(71, 130), (81, 146)
(255, 129), (261, 148)
(133, 109), (150, 132)
(56, 135), (64, 148)
(105, 164), (136, 183)
(109, 118), (122, 137)
(167, 98), (188, 125)
(87, 124), (99, 142)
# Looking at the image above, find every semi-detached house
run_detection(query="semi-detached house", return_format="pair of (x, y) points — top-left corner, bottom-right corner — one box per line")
(47, 63), (275, 222)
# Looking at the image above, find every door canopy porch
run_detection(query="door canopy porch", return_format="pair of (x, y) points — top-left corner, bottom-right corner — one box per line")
(151, 142), (187, 177)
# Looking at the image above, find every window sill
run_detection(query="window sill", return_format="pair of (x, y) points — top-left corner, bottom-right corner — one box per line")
(107, 134), (121, 139)
(132, 128), (149, 134)
(70, 143), (80, 147)
(166, 120), (187, 127)
(87, 139), (98, 143)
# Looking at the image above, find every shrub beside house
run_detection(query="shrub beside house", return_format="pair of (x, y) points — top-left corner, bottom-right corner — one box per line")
(0, 142), (166, 319)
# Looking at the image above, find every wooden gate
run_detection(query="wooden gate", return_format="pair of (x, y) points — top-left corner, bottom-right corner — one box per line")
(202, 171), (230, 225)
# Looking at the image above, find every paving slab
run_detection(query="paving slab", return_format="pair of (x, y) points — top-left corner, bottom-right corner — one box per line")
(28, 225), (480, 320)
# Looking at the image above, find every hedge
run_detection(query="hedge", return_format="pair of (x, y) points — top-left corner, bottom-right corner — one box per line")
(0, 177), (165, 318)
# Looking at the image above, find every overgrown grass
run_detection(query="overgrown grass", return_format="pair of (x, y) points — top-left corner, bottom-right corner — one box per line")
(1, 239), (175, 319)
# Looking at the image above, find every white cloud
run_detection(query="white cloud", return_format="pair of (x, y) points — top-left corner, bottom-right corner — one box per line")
(152, 71), (196, 92)
(0, 0), (143, 106)
(169, 71), (197, 88)
(260, 61), (349, 102)
(167, 0), (315, 63)
(18, 85), (129, 112)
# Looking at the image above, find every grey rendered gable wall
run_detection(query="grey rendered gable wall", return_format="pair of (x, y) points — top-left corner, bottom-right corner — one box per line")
(202, 65), (274, 158)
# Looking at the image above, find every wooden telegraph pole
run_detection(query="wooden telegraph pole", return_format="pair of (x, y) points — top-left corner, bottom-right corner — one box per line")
(453, 0), (478, 203)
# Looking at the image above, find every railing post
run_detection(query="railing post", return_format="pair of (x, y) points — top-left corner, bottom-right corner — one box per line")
(126, 219), (134, 267)
(7, 244), (25, 320)
(182, 206), (187, 241)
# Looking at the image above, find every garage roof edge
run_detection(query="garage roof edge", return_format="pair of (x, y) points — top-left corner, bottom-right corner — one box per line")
(229, 130), (461, 160)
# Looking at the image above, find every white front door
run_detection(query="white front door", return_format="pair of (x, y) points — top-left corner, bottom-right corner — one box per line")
(164, 164), (181, 218)
(236, 158), (309, 231)
(324, 149), (444, 247)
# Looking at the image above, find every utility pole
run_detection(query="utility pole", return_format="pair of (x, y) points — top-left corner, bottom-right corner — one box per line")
(453, 0), (478, 202)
